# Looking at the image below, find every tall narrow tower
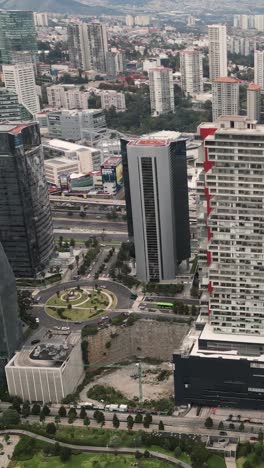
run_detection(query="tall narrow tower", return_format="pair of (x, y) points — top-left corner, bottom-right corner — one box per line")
(212, 77), (239, 121)
(247, 84), (261, 121)
(180, 50), (203, 94)
(149, 67), (175, 116)
(208, 24), (227, 81)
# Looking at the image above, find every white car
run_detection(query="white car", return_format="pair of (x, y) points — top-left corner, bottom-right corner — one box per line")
(61, 327), (70, 331)
(35, 318), (40, 323)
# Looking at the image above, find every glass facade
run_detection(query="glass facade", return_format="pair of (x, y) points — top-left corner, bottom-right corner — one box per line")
(0, 88), (21, 122)
(0, 10), (37, 64)
(0, 122), (54, 277)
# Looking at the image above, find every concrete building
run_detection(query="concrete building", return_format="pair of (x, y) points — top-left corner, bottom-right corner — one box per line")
(100, 90), (126, 112)
(47, 109), (106, 142)
(143, 57), (161, 73)
(255, 15), (264, 32)
(0, 88), (21, 122)
(106, 51), (124, 76)
(247, 84), (261, 121)
(3, 63), (40, 116)
(229, 37), (252, 56)
(174, 116), (264, 410)
(67, 23), (91, 70)
(0, 242), (22, 386)
(47, 85), (89, 110)
(149, 67), (175, 116)
(135, 15), (150, 26)
(33, 12), (48, 27)
(0, 122), (54, 277)
(126, 135), (190, 282)
(101, 156), (123, 195)
(88, 22), (108, 74)
(44, 157), (80, 186)
(208, 24), (227, 81)
(6, 329), (83, 403)
(212, 77), (239, 121)
(126, 15), (134, 27)
(43, 139), (102, 172)
(180, 50), (203, 94)
(254, 50), (264, 90)
(0, 10), (37, 65)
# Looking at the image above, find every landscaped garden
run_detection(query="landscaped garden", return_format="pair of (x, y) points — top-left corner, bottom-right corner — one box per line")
(45, 287), (116, 321)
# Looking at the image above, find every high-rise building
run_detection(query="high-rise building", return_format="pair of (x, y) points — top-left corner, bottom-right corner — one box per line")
(212, 77), (239, 121)
(47, 85), (89, 110)
(208, 24), (227, 81)
(88, 22), (108, 74)
(0, 122), (54, 278)
(0, 88), (21, 122)
(247, 84), (261, 121)
(149, 67), (175, 116)
(3, 63), (40, 116)
(0, 242), (22, 385)
(229, 37), (252, 56)
(67, 23), (91, 71)
(100, 90), (126, 112)
(174, 116), (264, 409)
(254, 50), (264, 90)
(33, 12), (48, 27)
(106, 51), (124, 76)
(255, 15), (264, 32)
(180, 50), (203, 94)
(47, 109), (106, 143)
(125, 15), (134, 27)
(126, 135), (190, 282)
(0, 10), (37, 65)
(121, 138), (134, 239)
(68, 22), (108, 73)
(135, 15), (150, 26)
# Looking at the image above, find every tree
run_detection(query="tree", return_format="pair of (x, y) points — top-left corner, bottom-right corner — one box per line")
(39, 410), (45, 422)
(135, 413), (143, 424)
(205, 417), (213, 429)
(42, 404), (50, 416)
(80, 407), (87, 419)
(239, 422), (245, 432)
(127, 415), (134, 430)
(68, 407), (77, 418)
(11, 396), (22, 413)
(143, 413), (152, 428)
(218, 421), (224, 430)
(2, 409), (20, 425)
(159, 420), (164, 431)
(31, 403), (41, 415)
(58, 406), (67, 418)
(83, 416), (90, 426)
(109, 435), (121, 448)
(258, 431), (264, 443)
(144, 450), (150, 458)
(75, 255), (80, 266)
(70, 238), (75, 247)
(113, 413), (120, 429)
(21, 401), (30, 418)
(56, 291), (60, 298)
(243, 462), (253, 468)
(60, 447), (72, 462)
(46, 422), (57, 435)
(175, 446), (182, 457)
(94, 410), (105, 426)
(229, 423), (235, 430)
(80, 211), (86, 218)
(68, 264), (74, 272)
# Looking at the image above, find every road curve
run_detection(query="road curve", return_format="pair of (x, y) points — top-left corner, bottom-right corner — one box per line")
(0, 429), (191, 468)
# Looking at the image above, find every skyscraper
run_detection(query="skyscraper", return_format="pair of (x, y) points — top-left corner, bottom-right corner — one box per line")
(254, 50), (264, 90)
(3, 63), (40, 116)
(247, 84), (261, 121)
(149, 67), (175, 116)
(208, 24), (227, 81)
(0, 242), (22, 385)
(126, 135), (190, 282)
(180, 50), (203, 94)
(68, 21), (108, 73)
(0, 88), (21, 122)
(174, 116), (264, 409)
(67, 23), (91, 71)
(0, 122), (54, 278)
(0, 10), (37, 65)
(212, 77), (239, 121)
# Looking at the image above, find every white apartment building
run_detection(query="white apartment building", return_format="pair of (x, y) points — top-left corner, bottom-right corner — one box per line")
(6, 329), (83, 403)
(212, 77), (239, 122)
(247, 84), (261, 122)
(180, 50), (203, 94)
(199, 116), (264, 337)
(143, 57), (161, 73)
(149, 67), (175, 117)
(47, 85), (89, 110)
(43, 138), (102, 172)
(255, 15), (264, 32)
(100, 90), (126, 112)
(67, 23), (91, 70)
(106, 51), (124, 76)
(208, 25), (227, 81)
(47, 109), (106, 143)
(254, 50), (264, 90)
(229, 37), (252, 56)
(3, 63), (40, 115)
(44, 157), (80, 186)
(126, 15), (134, 27)
(33, 12), (48, 27)
(135, 15), (150, 26)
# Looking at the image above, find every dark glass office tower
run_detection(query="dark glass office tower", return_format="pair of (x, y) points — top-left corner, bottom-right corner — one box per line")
(0, 242), (22, 385)
(0, 88), (21, 122)
(0, 122), (54, 277)
(0, 10), (37, 65)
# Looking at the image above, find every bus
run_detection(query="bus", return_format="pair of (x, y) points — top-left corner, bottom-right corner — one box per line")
(154, 302), (174, 309)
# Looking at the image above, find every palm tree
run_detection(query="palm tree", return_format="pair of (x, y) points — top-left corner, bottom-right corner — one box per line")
(75, 255), (80, 267)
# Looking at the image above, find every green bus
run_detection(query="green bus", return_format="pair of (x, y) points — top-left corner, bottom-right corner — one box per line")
(154, 302), (174, 309)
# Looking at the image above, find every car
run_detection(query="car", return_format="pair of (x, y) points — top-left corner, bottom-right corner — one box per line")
(219, 431), (227, 436)
(35, 318), (40, 323)
(61, 327), (70, 331)
(96, 216), (101, 219)
(250, 436), (257, 440)
(31, 339), (40, 345)
(101, 286), (107, 289)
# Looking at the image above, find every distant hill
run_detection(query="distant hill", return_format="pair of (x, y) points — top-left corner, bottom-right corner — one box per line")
(0, 0), (117, 14)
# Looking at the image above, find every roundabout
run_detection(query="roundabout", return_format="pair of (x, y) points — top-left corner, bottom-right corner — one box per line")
(45, 286), (117, 322)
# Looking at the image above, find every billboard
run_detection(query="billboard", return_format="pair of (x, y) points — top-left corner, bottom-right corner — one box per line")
(115, 161), (123, 190)
(102, 166), (116, 184)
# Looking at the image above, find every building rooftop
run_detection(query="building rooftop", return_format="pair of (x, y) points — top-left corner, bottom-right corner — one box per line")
(102, 156), (122, 166)
(43, 139), (87, 152)
(213, 77), (239, 83)
(149, 66), (172, 71)
(248, 84), (262, 91)
(44, 157), (79, 167)
(0, 122), (30, 134)
(6, 328), (81, 369)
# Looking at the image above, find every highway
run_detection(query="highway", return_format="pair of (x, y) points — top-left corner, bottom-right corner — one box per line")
(53, 229), (128, 242)
(50, 196), (126, 206)
(53, 218), (128, 232)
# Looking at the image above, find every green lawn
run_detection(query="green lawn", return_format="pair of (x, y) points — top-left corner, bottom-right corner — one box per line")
(208, 454), (226, 468)
(237, 457), (264, 468)
(17, 452), (174, 468)
(46, 307), (104, 321)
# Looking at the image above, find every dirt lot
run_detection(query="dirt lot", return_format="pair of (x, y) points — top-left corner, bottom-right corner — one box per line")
(0, 435), (20, 467)
(81, 362), (174, 402)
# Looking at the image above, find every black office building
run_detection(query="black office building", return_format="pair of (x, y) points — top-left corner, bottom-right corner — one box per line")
(120, 138), (134, 239)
